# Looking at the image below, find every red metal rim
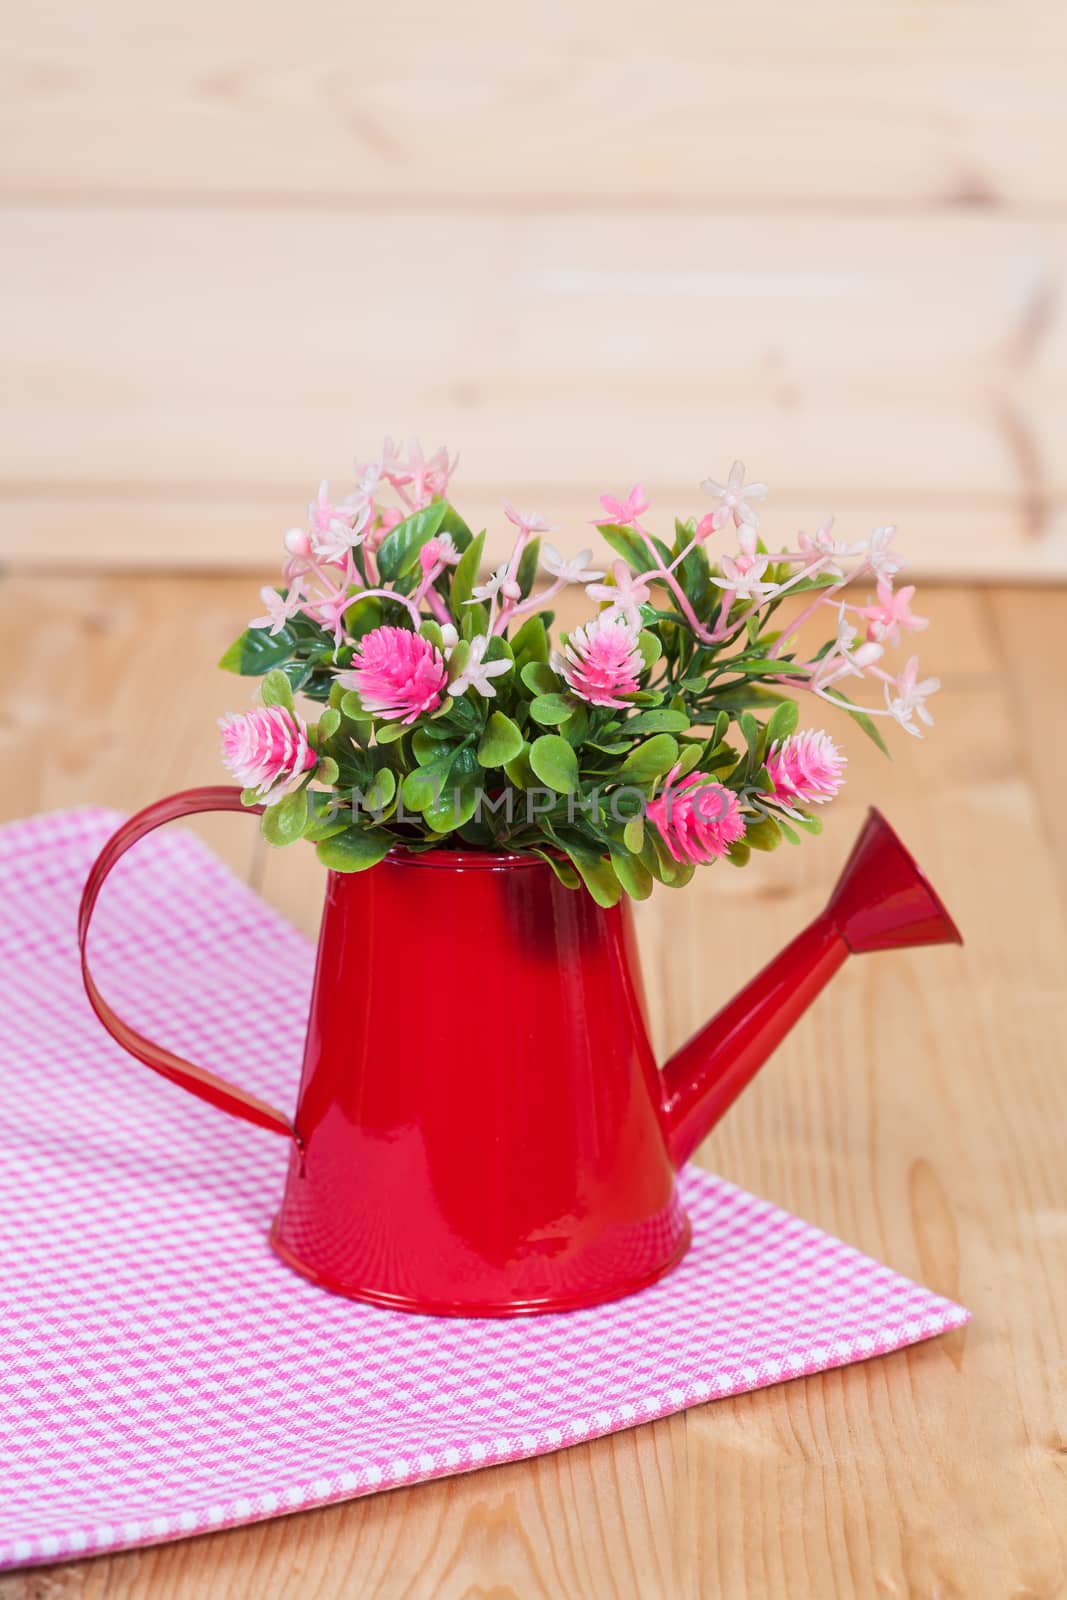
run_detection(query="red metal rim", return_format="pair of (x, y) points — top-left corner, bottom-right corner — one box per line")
(268, 1217), (693, 1318)
(381, 846), (551, 871)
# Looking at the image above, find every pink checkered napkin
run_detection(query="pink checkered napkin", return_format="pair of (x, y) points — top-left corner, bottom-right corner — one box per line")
(0, 810), (967, 1571)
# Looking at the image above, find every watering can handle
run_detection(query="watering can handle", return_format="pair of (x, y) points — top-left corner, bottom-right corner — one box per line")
(78, 786), (297, 1143)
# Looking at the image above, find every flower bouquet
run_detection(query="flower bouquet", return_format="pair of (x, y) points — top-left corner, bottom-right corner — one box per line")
(218, 441), (937, 905)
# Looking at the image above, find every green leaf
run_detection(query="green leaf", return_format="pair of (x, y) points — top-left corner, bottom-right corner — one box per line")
(520, 661), (559, 695)
(376, 721), (408, 745)
(763, 699), (799, 748)
(477, 711), (524, 767)
(531, 849), (581, 890)
(637, 630), (662, 670)
(260, 668), (296, 713)
(569, 851), (623, 908)
(376, 502), (448, 581)
(745, 816), (782, 852)
(316, 707), (341, 740)
(315, 756), (340, 786)
(504, 742), (536, 788)
(449, 530), (486, 618)
(342, 595), (384, 641)
(529, 693), (574, 726)
(511, 614), (550, 667)
(316, 827), (391, 873)
(618, 733), (679, 785)
(610, 847), (654, 900)
(596, 522), (669, 572)
(219, 622), (296, 676)
(362, 767), (396, 812)
(529, 734), (580, 795)
(516, 537), (541, 598)
(260, 788), (308, 848)
(437, 501), (474, 551)
(623, 816), (645, 853)
(622, 708), (690, 735)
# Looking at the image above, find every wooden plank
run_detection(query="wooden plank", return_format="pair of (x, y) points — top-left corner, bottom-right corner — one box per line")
(989, 588), (1067, 908)
(2, 575), (1065, 1596)
(6, 490), (1066, 581)
(2, 208), (1065, 578)
(2, 1), (1067, 208)
(671, 589), (1067, 1596)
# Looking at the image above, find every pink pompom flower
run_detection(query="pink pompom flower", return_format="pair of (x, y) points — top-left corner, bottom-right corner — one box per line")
(765, 730), (846, 806)
(219, 705), (317, 805)
(338, 625), (446, 724)
(552, 614), (644, 708)
(646, 767), (747, 865)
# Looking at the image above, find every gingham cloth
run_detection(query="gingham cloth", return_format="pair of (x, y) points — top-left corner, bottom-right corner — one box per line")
(0, 808), (968, 1571)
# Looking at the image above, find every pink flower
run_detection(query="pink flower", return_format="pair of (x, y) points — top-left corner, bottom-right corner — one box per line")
(765, 731), (846, 806)
(219, 706), (316, 805)
(596, 485), (650, 528)
(418, 534), (461, 575)
(337, 625), (446, 724)
(646, 767), (746, 865)
(860, 579), (928, 646)
(552, 614), (644, 708)
(701, 461), (768, 531)
(504, 503), (553, 537)
(585, 560), (652, 625)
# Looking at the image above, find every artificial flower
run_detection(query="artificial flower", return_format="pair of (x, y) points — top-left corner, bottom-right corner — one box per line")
(884, 657), (940, 737)
(866, 525), (903, 579)
(553, 614), (644, 708)
(711, 526), (776, 602)
(585, 560), (652, 626)
(540, 544), (605, 584)
(596, 485), (650, 528)
(418, 534), (461, 574)
(701, 461), (768, 531)
(765, 731), (846, 805)
(646, 767), (746, 864)
(471, 564), (521, 605)
(860, 579), (928, 647)
(449, 634), (511, 699)
(218, 706), (316, 804)
(504, 504), (553, 537)
(338, 625), (447, 724)
(250, 585), (304, 637)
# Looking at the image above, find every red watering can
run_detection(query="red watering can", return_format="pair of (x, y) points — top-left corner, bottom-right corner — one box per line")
(79, 789), (961, 1317)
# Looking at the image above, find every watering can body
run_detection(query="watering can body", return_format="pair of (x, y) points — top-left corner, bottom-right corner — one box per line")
(79, 789), (961, 1316)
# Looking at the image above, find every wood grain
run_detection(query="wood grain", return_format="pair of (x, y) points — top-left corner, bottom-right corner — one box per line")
(3, 209), (1066, 577)
(0, 577), (1064, 1598)
(2, 1), (1066, 208)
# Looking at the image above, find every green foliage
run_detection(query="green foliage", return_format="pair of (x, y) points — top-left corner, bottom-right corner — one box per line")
(529, 734), (579, 795)
(218, 467), (908, 904)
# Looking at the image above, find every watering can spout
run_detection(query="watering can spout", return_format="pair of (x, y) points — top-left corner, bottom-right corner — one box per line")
(660, 809), (962, 1167)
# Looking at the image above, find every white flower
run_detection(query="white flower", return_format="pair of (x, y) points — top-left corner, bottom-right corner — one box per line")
(867, 525), (904, 579)
(250, 586), (303, 637)
(701, 460), (769, 531)
(449, 635), (512, 698)
(810, 605), (884, 686)
(797, 517), (865, 577)
(438, 623), (459, 649)
(470, 564), (521, 605)
(709, 526), (777, 603)
(541, 543), (605, 584)
(884, 656), (939, 738)
(310, 502), (371, 563)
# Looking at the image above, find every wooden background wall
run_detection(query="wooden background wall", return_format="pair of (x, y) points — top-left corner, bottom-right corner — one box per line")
(2, 1), (1066, 578)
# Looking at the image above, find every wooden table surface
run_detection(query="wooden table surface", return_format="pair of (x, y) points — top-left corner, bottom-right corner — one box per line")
(1, 575), (1064, 1599)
